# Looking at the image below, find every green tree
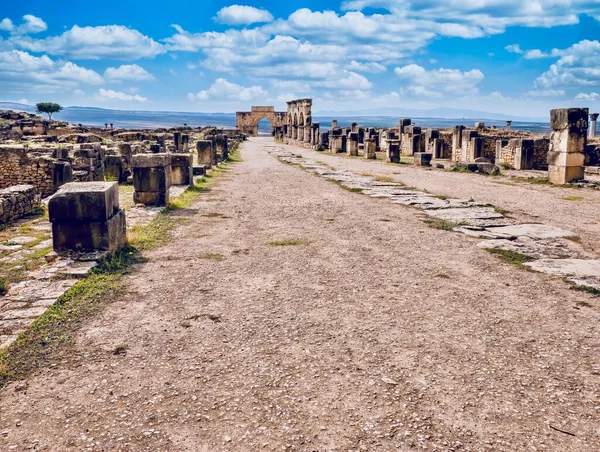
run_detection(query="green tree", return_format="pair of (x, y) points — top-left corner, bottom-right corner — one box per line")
(35, 102), (63, 121)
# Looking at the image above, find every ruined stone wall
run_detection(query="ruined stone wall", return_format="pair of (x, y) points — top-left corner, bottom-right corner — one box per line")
(0, 185), (40, 224)
(533, 138), (550, 170)
(0, 147), (56, 197)
(482, 137), (497, 162)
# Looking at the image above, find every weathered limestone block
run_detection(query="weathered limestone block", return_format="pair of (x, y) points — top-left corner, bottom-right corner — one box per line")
(515, 139), (534, 170)
(364, 138), (376, 159)
(171, 154), (193, 185)
(548, 108), (588, 184)
(132, 154), (172, 206)
(414, 153), (432, 166)
(52, 161), (73, 191)
(347, 132), (359, 156)
(468, 137), (484, 161)
(105, 155), (125, 182)
(182, 134), (190, 152)
(196, 140), (213, 167)
(432, 139), (444, 159)
(48, 182), (126, 254)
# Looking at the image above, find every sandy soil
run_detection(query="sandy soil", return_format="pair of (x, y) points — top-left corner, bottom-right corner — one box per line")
(0, 137), (598, 451)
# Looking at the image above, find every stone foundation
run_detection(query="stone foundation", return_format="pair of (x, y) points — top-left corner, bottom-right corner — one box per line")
(0, 185), (40, 224)
(132, 153), (172, 206)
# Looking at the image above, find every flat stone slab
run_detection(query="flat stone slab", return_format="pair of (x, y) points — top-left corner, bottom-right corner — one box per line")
(427, 207), (504, 221)
(0, 306), (47, 320)
(524, 259), (600, 278)
(454, 227), (517, 239)
(478, 237), (581, 260)
(485, 224), (575, 240)
(9, 236), (38, 245)
(5, 279), (78, 302)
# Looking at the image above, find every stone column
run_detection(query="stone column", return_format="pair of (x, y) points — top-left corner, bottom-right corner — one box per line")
(347, 132), (359, 156)
(548, 108), (588, 184)
(332, 120), (338, 129)
(515, 139), (534, 170)
(590, 113), (599, 138)
(364, 138), (376, 159)
(506, 120), (512, 132)
(48, 181), (126, 254)
(197, 140), (213, 167)
(171, 154), (193, 185)
(132, 153), (172, 206)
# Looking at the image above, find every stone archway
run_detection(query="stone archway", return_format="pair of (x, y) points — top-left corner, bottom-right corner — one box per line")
(236, 106), (287, 137)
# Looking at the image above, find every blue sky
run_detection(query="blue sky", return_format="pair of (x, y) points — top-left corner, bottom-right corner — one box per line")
(1, 1), (599, 116)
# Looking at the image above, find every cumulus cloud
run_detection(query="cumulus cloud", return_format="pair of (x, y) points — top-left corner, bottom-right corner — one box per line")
(0, 15), (47, 35)
(104, 64), (155, 81)
(214, 5), (274, 25)
(575, 92), (600, 101)
(346, 60), (386, 73)
(0, 50), (103, 89)
(188, 78), (267, 102)
(394, 64), (484, 97)
(16, 25), (164, 60)
(97, 88), (148, 102)
(536, 40), (600, 88)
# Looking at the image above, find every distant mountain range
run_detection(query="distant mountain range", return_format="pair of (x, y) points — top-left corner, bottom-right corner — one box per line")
(0, 101), (549, 132)
(314, 106), (547, 122)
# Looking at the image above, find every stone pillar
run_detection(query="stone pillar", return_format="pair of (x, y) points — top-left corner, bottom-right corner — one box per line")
(364, 138), (376, 159)
(171, 154), (193, 185)
(506, 121), (512, 132)
(332, 120), (338, 129)
(387, 139), (400, 163)
(432, 139), (444, 159)
(452, 125), (465, 161)
(298, 127), (304, 142)
(468, 137), (484, 161)
(132, 153), (172, 206)
(48, 181), (126, 254)
(118, 143), (132, 167)
(105, 155), (124, 182)
(197, 140), (213, 167)
(399, 118), (412, 135)
(320, 131), (329, 150)
(173, 132), (182, 152)
(347, 132), (359, 156)
(515, 139), (534, 170)
(52, 161), (73, 192)
(590, 113), (599, 138)
(548, 108), (588, 184)
(182, 134), (190, 152)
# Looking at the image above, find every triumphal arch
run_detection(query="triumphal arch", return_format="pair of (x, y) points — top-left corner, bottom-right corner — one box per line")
(235, 106), (287, 136)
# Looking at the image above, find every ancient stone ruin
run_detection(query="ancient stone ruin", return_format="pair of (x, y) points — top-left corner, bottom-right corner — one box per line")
(236, 106), (287, 137)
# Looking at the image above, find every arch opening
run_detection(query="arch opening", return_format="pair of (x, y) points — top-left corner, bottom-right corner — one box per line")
(257, 118), (273, 136)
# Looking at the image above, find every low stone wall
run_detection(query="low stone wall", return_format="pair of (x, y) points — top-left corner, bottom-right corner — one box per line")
(0, 147), (54, 197)
(0, 185), (40, 224)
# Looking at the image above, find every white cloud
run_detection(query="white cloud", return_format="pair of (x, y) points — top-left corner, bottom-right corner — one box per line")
(536, 40), (600, 89)
(214, 5), (274, 25)
(16, 25), (164, 60)
(575, 92), (600, 101)
(0, 18), (14, 32)
(104, 64), (155, 81)
(340, 0), (600, 32)
(188, 78), (267, 102)
(394, 64), (484, 97)
(0, 15), (47, 35)
(346, 60), (386, 73)
(526, 89), (566, 97)
(0, 50), (103, 87)
(505, 44), (523, 54)
(97, 88), (147, 102)
(524, 49), (550, 59)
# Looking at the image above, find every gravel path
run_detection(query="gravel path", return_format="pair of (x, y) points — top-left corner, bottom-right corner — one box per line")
(0, 137), (598, 451)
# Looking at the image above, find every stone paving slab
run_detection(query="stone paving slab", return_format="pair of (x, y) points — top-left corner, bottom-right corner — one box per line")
(484, 223), (576, 240)
(273, 148), (600, 292)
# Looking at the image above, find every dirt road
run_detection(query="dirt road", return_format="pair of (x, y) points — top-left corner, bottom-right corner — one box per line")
(1, 138), (598, 451)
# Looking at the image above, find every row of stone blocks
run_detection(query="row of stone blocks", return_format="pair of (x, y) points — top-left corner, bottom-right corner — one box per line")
(49, 182), (126, 254)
